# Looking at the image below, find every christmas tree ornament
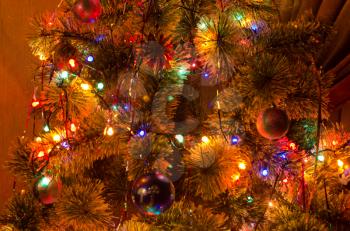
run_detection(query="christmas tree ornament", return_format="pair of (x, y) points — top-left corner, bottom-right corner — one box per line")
(73, 0), (102, 23)
(34, 175), (62, 205)
(131, 171), (175, 215)
(256, 108), (290, 140)
(53, 42), (81, 74)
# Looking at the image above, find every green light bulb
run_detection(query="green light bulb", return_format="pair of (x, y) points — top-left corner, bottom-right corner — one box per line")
(97, 82), (104, 90)
(43, 125), (50, 132)
(175, 134), (184, 143)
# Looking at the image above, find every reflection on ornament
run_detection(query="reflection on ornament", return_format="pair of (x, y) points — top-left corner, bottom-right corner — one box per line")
(256, 108), (290, 140)
(132, 171), (175, 215)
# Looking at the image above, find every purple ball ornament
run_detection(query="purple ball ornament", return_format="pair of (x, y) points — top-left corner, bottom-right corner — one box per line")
(132, 171), (175, 215)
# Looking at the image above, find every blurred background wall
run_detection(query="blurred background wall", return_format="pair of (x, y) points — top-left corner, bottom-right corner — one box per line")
(0, 0), (60, 209)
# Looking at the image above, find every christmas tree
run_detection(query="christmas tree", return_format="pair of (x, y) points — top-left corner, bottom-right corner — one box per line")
(1, 0), (350, 230)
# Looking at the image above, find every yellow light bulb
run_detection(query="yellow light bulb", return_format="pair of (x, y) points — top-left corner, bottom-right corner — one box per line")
(238, 162), (246, 170)
(231, 174), (240, 182)
(201, 136), (210, 144)
(35, 137), (42, 143)
(268, 201), (273, 207)
(70, 123), (77, 132)
(338, 159), (344, 167)
(32, 101), (40, 108)
(53, 134), (61, 142)
(37, 151), (45, 158)
(81, 83), (90, 91)
(104, 126), (114, 136)
(69, 59), (76, 68)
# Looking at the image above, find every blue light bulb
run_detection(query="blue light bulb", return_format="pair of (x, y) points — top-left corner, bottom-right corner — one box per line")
(231, 135), (240, 145)
(138, 129), (146, 138)
(87, 55), (94, 62)
(251, 24), (258, 32)
(262, 169), (269, 177)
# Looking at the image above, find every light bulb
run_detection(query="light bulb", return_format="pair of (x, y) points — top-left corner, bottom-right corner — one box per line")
(201, 136), (210, 144)
(53, 134), (61, 143)
(262, 169), (269, 177)
(32, 100), (40, 108)
(137, 129), (146, 138)
(317, 155), (325, 162)
(104, 126), (114, 136)
(231, 135), (240, 145)
(81, 83), (90, 91)
(87, 55), (94, 62)
(338, 159), (344, 167)
(68, 59), (76, 68)
(43, 125), (50, 132)
(97, 82), (104, 90)
(247, 196), (254, 203)
(175, 134), (184, 143)
(70, 123), (77, 132)
(37, 151), (45, 158)
(60, 71), (69, 79)
(238, 162), (246, 170)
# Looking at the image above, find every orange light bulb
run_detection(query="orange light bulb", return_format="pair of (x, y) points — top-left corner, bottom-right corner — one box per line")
(32, 100), (40, 108)
(69, 59), (76, 68)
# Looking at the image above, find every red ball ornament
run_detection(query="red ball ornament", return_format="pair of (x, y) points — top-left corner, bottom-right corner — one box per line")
(256, 108), (290, 140)
(73, 0), (102, 23)
(34, 175), (62, 205)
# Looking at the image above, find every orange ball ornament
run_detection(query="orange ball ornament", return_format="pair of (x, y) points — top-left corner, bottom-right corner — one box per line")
(256, 108), (289, 140)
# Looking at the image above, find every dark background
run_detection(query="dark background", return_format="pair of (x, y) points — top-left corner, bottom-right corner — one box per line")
(1, 0), (350, 209)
